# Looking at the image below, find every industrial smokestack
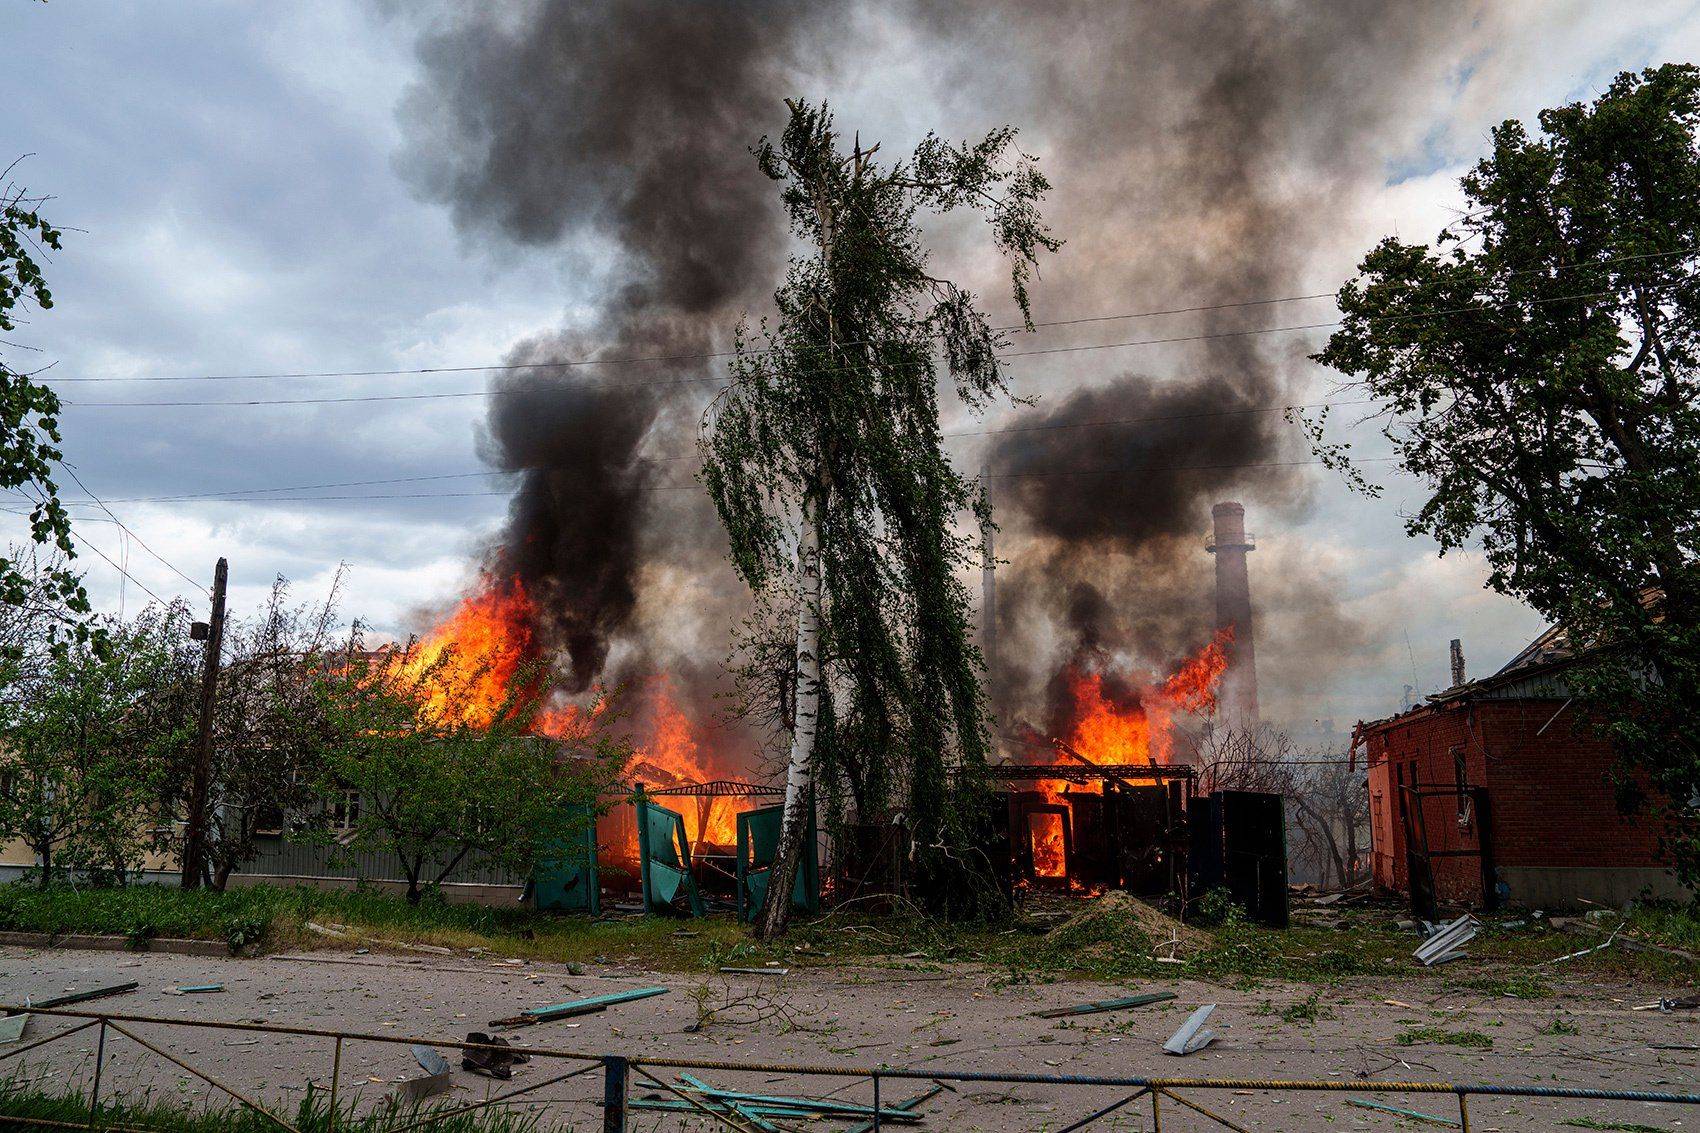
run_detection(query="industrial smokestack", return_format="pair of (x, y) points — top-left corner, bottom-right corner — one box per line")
(1449, 638), (1466, 688)
(1208, 501), (1259, 725)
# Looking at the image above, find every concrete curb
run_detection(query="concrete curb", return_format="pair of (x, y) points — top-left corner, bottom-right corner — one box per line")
(0, 930), (232, 958)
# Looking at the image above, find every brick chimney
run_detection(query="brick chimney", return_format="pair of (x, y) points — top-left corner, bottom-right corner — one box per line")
(1208, 501), (1259, 724)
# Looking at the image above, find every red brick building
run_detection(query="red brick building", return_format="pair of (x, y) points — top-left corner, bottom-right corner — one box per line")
(1358, 626), (1687, 912)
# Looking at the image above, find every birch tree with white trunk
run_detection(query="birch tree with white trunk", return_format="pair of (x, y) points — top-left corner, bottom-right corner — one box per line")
(701, 100), (1058, 938)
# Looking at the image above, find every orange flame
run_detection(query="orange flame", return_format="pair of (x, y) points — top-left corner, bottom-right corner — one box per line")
(395, 575), (743, 855)
(1023, 631), (1231, 882)
(623, 676), (741, 849)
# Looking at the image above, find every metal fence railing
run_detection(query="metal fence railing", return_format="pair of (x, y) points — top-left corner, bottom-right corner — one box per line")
(3, 1004), (1698, 1133)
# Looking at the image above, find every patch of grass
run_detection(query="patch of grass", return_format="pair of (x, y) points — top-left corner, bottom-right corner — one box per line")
(1395, 1025), (1494, 1049)
(1448, 971), (1551, 999)
(1539, 1016), (1581, 1036)
(1279, 992), (1333, 1024)
(0, 1082), (546, 1133)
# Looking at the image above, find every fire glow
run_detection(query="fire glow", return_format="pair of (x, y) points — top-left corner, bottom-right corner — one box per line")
(1027, 630), (1231, 880)
(391, 573), (739, 849)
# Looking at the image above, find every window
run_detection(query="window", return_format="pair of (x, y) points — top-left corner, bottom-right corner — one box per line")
(1453, 746), (1472, 824)
(330, 790), (361, 831)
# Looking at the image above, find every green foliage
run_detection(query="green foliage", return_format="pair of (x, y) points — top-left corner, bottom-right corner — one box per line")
(1541, 1016), (1582, 1036)
(0, 168), (90, 645)
(700, 100), (1058, 916)
(155, 573), (356, 889)
(1449, 971), (1551, 999)
(315, 635), (625, 904)
(0, 1080), (544, 1133)
(1279, 991), (1333, 1024)
(0, 603), (197, 883)
(1312, 65), (1700, 877)
(1395, 1025), (1494, 1049)
(1194, 887), (1245, 927)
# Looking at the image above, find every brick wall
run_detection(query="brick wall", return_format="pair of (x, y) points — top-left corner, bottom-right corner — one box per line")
(1365, 696), (1665, 906)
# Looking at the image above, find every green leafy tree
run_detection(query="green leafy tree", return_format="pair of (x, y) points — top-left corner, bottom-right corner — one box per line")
(152, 574), (351, 890)
(700, 100), (1058, 936)
(1309, 64), (1700, 875)
(0, 168), (88, 644)
(0, 604), (194, 884)
(318, 637), (624, 905)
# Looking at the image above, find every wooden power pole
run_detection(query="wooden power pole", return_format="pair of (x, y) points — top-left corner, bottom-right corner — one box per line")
(180, 557), (228, 889)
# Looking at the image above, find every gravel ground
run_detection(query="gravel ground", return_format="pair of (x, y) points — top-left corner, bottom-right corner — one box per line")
(3, 944), (1698, 1130)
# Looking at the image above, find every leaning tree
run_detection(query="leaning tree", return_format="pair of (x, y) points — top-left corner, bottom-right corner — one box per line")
(1309, 64), (1700, 878)
(700, 99), (1058, 937)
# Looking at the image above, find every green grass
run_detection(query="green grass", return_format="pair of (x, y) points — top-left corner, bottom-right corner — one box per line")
(4, 881), (1699, 987)
(0, 1082), (556, 1132)
(1447, 971), (1551, 999)
(1395, 1025), (1494, 1049)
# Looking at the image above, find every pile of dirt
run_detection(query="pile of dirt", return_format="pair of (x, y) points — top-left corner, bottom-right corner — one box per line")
(1045, 890), (1213, 963)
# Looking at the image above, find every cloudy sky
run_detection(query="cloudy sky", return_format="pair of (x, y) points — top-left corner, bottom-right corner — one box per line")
(5, 1), (1698, 736)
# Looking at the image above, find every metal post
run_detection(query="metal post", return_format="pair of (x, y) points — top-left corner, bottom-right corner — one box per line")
(1457, 1090), (1471, 1133)
(87, 1019), (107, 1130)
(872, 1071), (882, 1132)
(1151, 1087), (1163, 1132)
(328, 1036), (343, 1130)
(602, 1055), (628, 1133)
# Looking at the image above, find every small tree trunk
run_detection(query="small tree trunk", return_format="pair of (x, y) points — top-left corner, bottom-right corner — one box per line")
(757, 493), (824, 940)
(405, 861), (423, 906)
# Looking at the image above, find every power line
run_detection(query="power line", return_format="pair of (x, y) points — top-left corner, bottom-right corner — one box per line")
(74, 530), (172, 608)
(39, 291), (1341, 386)
(57, 397), (1379, 505)
(61, 463), (210, 596)
(52, 276), (1667, 410)
(56, 455), (1402, 507)
(36, 244), (1699, 389)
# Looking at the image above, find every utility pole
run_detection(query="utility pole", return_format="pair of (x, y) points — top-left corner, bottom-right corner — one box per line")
(180, 557), (227, 889)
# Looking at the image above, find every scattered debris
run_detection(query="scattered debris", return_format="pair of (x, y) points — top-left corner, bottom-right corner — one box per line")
(491, 986), (668, 1028)
(843, 1082), (950, 1133)
(171, 983), (224, 995)
(23, 982), (140, 1011)
(1633, 994), (1700, 1012)
(460, 1031), (530, 1080)
(667, 1076), (923, 1122)
(1345, 1098), (1460, 1127)
(720, 967), (790, 976)
(1547, 917), (1628, 965)
(394, 1071), (452, 1104)
(1033, 991), (1176, 1019)
(2, 983), (143, 1046)
(374, 938), (454, 956)
(412, 1045), (452, 1076)
(1414, 915), (1478, 966)
(1162, 1004), (1217, 1055)
(305, 921), (350, 940)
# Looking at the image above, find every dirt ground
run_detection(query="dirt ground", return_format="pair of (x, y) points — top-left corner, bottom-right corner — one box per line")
(3, 943), (1698, 1131)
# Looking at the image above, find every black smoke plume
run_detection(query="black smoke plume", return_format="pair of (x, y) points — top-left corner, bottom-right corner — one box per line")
(949, 1), (1467, 726)
(399, 1), (825, 693)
